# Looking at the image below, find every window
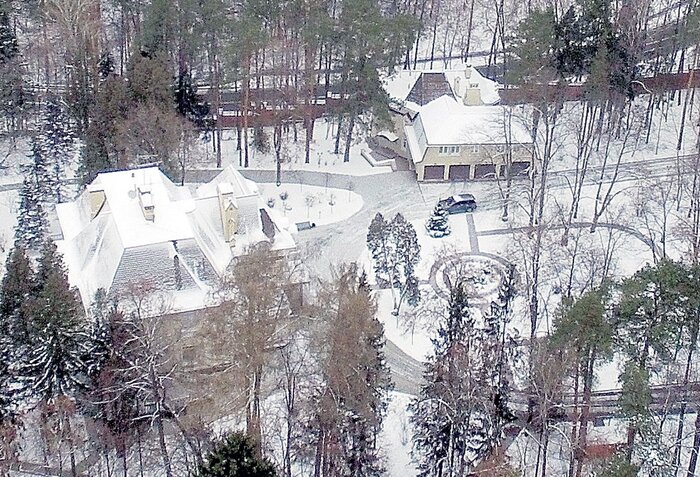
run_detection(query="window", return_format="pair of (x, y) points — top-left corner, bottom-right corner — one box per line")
(470, 145), (480, 154)
(439, 146), (460, 156)
(496, 144), (506, 153)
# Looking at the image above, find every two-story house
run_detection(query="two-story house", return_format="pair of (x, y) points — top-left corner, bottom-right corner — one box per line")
(379, 67), (534, 182)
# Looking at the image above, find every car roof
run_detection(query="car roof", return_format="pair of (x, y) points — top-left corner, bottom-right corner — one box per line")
(453, 193), (475, 201)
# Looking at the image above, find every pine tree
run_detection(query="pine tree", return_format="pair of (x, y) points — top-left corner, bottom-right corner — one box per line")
(615, 260), (685, 463)
(483, 264), (518, 439)
(20, 241), (92, 401)
(22, 132), (52, 200)
(17, 241), (91, 477)
(334, 0), (418, 162)
(0, 329), (20, 475)
(0, 243), (33, 467)
(311, 263), (392, 476)
(367, 213), (394, 288)
(36, 99), (76, 203)
(196, 432), (277, 477)
(0, 5), (17, 63)
(550, 286), (613, 477)
(84, 293), (144, 474)
(0, 3), (25, 131)
(176, 68), (210, 129)
(411, 281), (499, 476)
(14, 175), (47, 252)
(0, 244), (35, 342)
(389, 213), (421, 313)
(426, 206), (450, 238)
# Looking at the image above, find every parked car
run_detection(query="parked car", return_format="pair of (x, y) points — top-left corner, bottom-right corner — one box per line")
(436, 194), (477, 214)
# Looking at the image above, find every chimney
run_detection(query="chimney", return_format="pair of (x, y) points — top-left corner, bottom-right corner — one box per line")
(87, 184), (106, 219)
(463, 81), (482, 106)
(217, 182), (239, 242)
(137, 184), (155, 222)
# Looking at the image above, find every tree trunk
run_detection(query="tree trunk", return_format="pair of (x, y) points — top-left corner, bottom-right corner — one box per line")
(687, 411), (700, 477)
(334, 116), (343, 154)
(343, 115), (355, 163)
(64, 414), (77, 477)
(463, 0), (476, 62)
(568, 365), (581, 477)
(674, 321), (698, 471)
(246, 366), (263, 457)
(243, 54), (251, 168)
(213, 53), (222, 168)
(156, 414), (172, 477)
(574, 351), (595, 477)
(304, 44), (316, 165)
(275, 123), (282, 185)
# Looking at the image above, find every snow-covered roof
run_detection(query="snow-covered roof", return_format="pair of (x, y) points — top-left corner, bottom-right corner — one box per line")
(383, 69), (423, 110)
(55, 165), (296, 311)
(382, 67), (501, 113)
(377, 130), (399, 142)
(87, 168), (195, 248)
(418, 96), (533, 146)
(444, 69), (500, 105)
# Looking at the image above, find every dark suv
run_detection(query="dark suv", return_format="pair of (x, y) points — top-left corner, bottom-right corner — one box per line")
(437, 194), (477, 214)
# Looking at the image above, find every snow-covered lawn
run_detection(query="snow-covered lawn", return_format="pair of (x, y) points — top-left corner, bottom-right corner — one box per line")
(377, 288), (433, 363)
(210, 118), (393, 176)
(0, 190), (19, 272)
(380, 392), (419, 477)
(258, 182), (363, 227)
(0, 138), (27, 186)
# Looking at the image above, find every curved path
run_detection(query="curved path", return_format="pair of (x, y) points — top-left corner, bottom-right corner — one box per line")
(230, 168), (660, 399)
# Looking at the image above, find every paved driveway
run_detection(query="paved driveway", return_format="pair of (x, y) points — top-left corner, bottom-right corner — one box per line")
(239, 170), (436, 277)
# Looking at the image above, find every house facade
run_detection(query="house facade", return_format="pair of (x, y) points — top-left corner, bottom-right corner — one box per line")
(379, 67), (535, 182)
(404, 96), (534, 181)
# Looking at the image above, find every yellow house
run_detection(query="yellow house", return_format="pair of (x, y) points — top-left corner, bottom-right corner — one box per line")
(379, 67), (534, 182)
(404, 95), (534, 181)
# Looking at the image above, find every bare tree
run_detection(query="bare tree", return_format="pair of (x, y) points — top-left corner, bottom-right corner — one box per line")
(208, 243), (294, 456)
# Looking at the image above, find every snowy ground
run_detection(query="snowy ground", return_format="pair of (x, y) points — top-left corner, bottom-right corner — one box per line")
(258, 181), (363, 227)
(196, 117), (393, 177)
(379, 392), (419, 477)
(0, 190), (19, 271)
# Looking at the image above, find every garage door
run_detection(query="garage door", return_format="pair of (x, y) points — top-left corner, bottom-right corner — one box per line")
(423, 165), (445, 181)
(448, 165), (470, 181)
(474, 164), (497, 178)
(511, 162), (530, 175)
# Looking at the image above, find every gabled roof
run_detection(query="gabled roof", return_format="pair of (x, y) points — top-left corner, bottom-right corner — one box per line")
(417, 95), (533, 146)
(382, 67), (501, 112)
(406, 72), (454, 106)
